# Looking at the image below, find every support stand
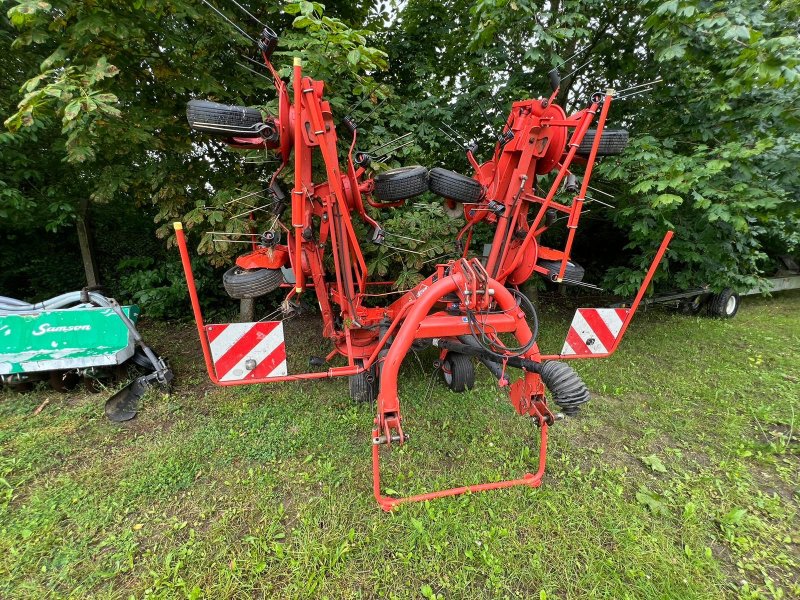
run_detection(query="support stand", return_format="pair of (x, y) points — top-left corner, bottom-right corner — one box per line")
(371, 423), (548, 511)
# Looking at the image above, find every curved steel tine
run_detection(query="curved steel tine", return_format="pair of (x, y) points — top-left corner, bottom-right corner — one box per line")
(368, 132), (413, 155)
(226, 0), (265, 27)
(199, 0), (257, 44)
(384, 231), (425, 244)
(236, 61), (271, 81)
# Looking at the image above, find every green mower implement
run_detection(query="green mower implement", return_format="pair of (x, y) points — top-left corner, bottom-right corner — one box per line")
(0, 290), (172, 421)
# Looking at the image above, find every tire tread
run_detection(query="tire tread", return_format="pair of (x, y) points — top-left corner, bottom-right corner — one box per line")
(223, 267), (283, 299)
(576, 129), (629, 157)
(187, 99), (263, 137)
(373, 166), (429, 202)
(429, 167), (483, 204)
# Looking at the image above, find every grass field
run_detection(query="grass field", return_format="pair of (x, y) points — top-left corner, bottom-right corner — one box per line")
(1, 291), (798, 599)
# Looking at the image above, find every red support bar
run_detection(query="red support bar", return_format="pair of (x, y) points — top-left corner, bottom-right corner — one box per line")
(373, 424), (548, 511)
(540, 230), (675, 360)
(173, 222), (366, 384)
(414, 312), (518, 338)
(557, 90), (615, 281)
(497, 101), (599, 281)
(292, 58), (305, 294)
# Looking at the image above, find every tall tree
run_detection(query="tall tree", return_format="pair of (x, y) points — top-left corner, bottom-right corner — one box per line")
(3, 0), (798, 305)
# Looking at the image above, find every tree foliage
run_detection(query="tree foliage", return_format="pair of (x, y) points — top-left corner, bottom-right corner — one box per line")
(1, 0), (798, 307)
(601, 0), (800, 293)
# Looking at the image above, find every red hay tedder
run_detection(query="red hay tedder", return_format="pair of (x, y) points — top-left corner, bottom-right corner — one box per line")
(174, 24), (672, 510)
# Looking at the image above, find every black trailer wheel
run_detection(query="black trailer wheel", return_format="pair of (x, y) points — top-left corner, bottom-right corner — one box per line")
(537, 259), (585, 283)
(679, 294), (707, 315)
(349, 360), (378, 404)
(429, 167), (483, 204)
(576, 129), (629, 157)
(186, 99), (264, 137)
(223, 266), (283, 299)
(372, 166), (429, 202)
(708, 288), (740, 319)
(442, 353), (475, 393)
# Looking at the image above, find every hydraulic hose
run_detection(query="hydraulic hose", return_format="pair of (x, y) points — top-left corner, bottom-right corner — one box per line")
(440, 338), (590, 415)
(0, 291), (113, 314)
(539, 361), (590, 415)
(465, 287), (539, 359)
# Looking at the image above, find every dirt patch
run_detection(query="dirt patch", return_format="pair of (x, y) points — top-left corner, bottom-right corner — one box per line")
(769, 423), (798, 446)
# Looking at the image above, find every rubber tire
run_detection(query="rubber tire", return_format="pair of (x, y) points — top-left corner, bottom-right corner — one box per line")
(187, 99), (263, 137)
(373, 166), (429, 202)
(442, 353), (475, 393)
(680, 294), (706, 315)
(349, 360), (378, 404)
(130, 347), (158, 370)
(708, 288), (740, 319)
(537, 259), (585, 283)
(429, 167), (483, 204)
(576, 129), (629, 157)
(223, 266), (283, 299)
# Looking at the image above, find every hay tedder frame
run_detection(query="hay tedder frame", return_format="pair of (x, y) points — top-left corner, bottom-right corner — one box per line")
(175, 23), (672, 510)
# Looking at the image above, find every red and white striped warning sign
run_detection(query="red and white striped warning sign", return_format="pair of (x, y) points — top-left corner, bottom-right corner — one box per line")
(561, 308), (629, 356)
(206, 321), (287, 381)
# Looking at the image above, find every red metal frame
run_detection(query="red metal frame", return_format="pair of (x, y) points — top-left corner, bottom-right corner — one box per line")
(176, 34), (674, 510)
(540, 230), (674, 360)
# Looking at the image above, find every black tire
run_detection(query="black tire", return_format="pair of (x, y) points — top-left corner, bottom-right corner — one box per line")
(129, 347), (157, 370)
(373, 166), (429, 202)
(442, 353), (475, 393)
(349, 360), (378, 404)
(576, 129), (629, 157)
(537, 259), (585, 283)
(222, 266), (283, 299)
(127, 347), (168, 375)
(186, 99), (264, 137)
(429, 167), (483, 204)
(679, 294), (707, 315)
(708, 288), (740, 319)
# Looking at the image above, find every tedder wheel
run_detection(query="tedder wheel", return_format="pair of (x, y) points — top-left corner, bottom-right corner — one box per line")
(222, 266), (283, 299)
(708, 288), (740, 319)
(429, 167), (483, 204)
(372, 166), (429, 202)
(537, 259), (585, 283)
(442, 352), (475, 393)
(576, 129), (629, 157)
(186, 99), (264, 137)
(348, 360), (378, 404)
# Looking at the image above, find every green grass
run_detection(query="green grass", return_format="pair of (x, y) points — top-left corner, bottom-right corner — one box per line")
(1, 291), (798, 599)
